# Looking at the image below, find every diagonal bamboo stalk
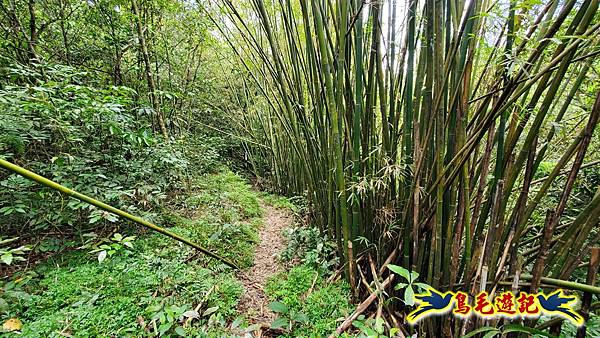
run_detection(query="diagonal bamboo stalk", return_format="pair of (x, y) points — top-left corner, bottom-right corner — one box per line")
(216, 0), (600, 333)
(0, 158), (239, 269)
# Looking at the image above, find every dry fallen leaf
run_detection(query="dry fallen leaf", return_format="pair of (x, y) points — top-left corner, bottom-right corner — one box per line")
(3, 318), (23, 332)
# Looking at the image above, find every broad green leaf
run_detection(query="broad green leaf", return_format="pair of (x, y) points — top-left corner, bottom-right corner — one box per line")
(105, 214), (118, 222)
(362, 326), (377, 336)
(352, 320), (367, 331)
(158, 322), (173, 336)
(410, 271), (420, 282)
(387, 264), (410, 281)
(182, 310), (199, 319)
(404, 285), (415, 306)
(292, 312), (309, 323)
(175, 326), (186, 336)
(97, 250), (107, 263)
(413, 282), (431, 292)
(147, 304), (162, 312)
(374, 317), (385, 334)
(394, 282), (408, 290)
(1, 253), (13, 265)
(270, 317), (289, 330)
(202, 306), (218, 317)
(244, 323), (262, 333)
(268, 301), (288, 314)
(230, 317), (243, 329)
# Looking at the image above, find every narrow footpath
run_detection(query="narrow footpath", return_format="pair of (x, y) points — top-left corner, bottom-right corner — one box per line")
(237, 204), (292, 327)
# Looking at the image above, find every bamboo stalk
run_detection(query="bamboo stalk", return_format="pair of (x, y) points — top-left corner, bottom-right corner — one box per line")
(576, 248), (599, 337)
(0, 159), (239, 269)
(518, 275), (600, 295)
(216, 1), (600, 334)
(330, 274), (395, 337)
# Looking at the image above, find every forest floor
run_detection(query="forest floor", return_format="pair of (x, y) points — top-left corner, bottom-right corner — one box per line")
(237, 204), (291, 326)
(2, 171), (353, 337)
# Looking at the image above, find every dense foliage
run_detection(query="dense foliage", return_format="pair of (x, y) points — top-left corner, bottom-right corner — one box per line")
(1, 64), (186, 235)
(2, 172), (262, 336)
(0, 1), (256, 336)
(265, 265), (353, 337)
(1, 0), (599, 337)
(0, 0), (244, 255)
(218, 0), (600, 336)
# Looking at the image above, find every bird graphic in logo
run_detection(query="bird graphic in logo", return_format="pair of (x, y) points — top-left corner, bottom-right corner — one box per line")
(536, 290), (584, 326)
(406, 288), (454, 324)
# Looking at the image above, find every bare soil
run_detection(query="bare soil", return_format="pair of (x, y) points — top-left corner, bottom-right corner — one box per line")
(237, 204), (292, 326)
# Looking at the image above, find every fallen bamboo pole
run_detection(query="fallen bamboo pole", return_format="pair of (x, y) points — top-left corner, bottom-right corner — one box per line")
(519, 275), (600, 295)
(330, 274), (395, 337)
(451, 275), (600, 295)
(0, 158), (239, 269)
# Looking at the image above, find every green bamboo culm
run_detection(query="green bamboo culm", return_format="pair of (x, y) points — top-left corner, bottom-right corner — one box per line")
(0, 158), (239, 270)
(214, 1), (600, 334)
(519, 275), (600, 295)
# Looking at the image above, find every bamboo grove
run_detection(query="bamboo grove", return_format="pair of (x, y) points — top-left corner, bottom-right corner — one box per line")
(213, 0), (600, 333)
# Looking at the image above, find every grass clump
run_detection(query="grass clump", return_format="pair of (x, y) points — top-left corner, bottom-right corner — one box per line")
(265, 265), (353, 337)
(185, 171), (262, 221)
(259, 193), (298, 212)
(161, 171), (264, 269)
(10, 248), (242, 337)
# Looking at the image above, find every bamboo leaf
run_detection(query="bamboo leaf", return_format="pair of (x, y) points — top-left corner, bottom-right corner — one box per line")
(502, 324), (558, 338)
(463, 327), (500, 338)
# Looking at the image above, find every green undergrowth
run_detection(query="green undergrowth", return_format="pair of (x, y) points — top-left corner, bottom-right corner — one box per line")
(2, 170), (262, 337)
(259, 192), (298, 212)
(263, 196), (352, 337)
(265, 265), (354, 337)
(163, 171), (263, 269)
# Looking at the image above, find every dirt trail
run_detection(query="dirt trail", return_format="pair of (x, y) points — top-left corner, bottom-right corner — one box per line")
(237, 204), (292, 326)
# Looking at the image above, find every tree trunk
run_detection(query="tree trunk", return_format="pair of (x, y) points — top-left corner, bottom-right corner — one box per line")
(132, 0), (168, 140)
(27, 0), (39, 63)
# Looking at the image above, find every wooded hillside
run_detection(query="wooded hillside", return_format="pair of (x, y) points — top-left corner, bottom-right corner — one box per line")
(0, 0), (599, 337)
